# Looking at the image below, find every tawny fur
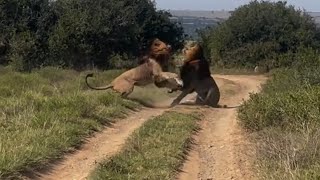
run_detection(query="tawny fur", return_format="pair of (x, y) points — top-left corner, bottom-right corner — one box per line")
(85, 38), (182, 98)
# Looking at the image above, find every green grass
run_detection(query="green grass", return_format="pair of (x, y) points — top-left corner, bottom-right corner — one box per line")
(238, 64), (320, 179)
(0, 66), (145, 178)
(89, 111), (202, 180)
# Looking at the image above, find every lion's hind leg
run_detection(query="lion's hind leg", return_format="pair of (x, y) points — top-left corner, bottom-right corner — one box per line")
(112, 80), (135, 98)
(205, 87), (220, 107)
(195, 86), (220, 107)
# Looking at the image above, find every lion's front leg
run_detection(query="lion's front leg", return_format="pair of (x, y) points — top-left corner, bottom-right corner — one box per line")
(170, 87), (194, 107)
(153, 72), (183, 91)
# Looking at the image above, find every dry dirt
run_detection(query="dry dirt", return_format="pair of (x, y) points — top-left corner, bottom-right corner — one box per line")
(26, 75), (266, 180)
(29, 108), (167, 180)
(177, 75), (267, 180)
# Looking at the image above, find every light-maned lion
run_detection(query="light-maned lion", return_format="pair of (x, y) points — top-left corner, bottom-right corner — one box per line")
(170, 41), (221, 107)
(85, 38), (183, 98)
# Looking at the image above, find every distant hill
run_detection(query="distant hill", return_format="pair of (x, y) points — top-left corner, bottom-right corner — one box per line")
(169, 10), (231, 20)
(169, 10), (320, 39)
(168, 10), (230, 39)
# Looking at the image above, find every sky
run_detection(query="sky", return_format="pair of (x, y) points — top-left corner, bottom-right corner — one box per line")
(154, 0), (320, 12)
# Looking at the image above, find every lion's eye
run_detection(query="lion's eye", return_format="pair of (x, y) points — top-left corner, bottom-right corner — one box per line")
(154, 43), (160, 46)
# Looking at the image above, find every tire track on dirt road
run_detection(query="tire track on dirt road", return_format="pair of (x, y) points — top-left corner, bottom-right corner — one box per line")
(178, 75), (267, 180)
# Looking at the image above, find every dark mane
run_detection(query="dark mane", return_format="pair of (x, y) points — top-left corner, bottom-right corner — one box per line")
(180, 43), (211, 90)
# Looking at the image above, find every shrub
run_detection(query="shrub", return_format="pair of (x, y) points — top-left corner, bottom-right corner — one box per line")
(0, 0), (185, 71)
(200, 0), (320, 68)
(238, 49), (320, 179)
(238, 86), (320, 132)
(47, 0), (184, 70)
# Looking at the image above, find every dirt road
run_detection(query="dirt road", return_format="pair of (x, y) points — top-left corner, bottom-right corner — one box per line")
(30, 108), (167, 180)
(178, 75), (267, 180)
(28, 75), (266, 180)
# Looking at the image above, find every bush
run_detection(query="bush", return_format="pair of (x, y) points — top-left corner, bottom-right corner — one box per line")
(47, 0), (185, 70)
(108, 53), (137, 69)
(238, 49), (320, 179)
(0, 0), (58, 70)
(200, 0), (320, 68)
(239, 86), (320, 132)
(238, 49), (320, 132)
(0, 0), (185, 71)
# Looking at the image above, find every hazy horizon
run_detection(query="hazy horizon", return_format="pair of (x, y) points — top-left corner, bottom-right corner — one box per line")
(154, 0), (320, 12)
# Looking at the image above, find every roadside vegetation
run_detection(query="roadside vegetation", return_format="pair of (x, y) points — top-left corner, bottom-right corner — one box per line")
(199, 1), (320, 69)
(0, 0), (185, 71)
(197, 1), (320, 179)
(0, 66), (142, 178)
(0, 66), (177, 178)
(0, 0), (185, 178)
(90, 111), (201, 180)
(238, 49), (320, 179)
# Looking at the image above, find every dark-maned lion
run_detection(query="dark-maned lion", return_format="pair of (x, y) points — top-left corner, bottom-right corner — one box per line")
(85, 38), (183, 97)
(170, 41), (221, 107)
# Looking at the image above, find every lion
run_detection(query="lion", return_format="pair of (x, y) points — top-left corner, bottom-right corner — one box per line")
(169, 41), (221, 107)
(85, 38), (183, 98)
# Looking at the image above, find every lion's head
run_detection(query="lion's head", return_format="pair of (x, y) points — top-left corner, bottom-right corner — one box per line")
(179, 41), (211, 89)
(149, 38), (171, 57)
(182, 41), (205, 63)
(144, 38), (172, 71)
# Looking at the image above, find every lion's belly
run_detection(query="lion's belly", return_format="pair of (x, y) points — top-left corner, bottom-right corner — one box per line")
(131, 69), (154, 86)
(128, 73), (154, 86)
(135, 78), (153, 86)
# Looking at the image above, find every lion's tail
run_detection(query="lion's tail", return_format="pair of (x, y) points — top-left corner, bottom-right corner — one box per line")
(85, 73), (113, 90)
(216, 104), (228, 108)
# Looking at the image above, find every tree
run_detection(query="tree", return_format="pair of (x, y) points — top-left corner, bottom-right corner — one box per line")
(0, 0), (58, 71)
(201, 0), (320, 68)
(49, 0), (185, 69)
(0, 0), (185, 71)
